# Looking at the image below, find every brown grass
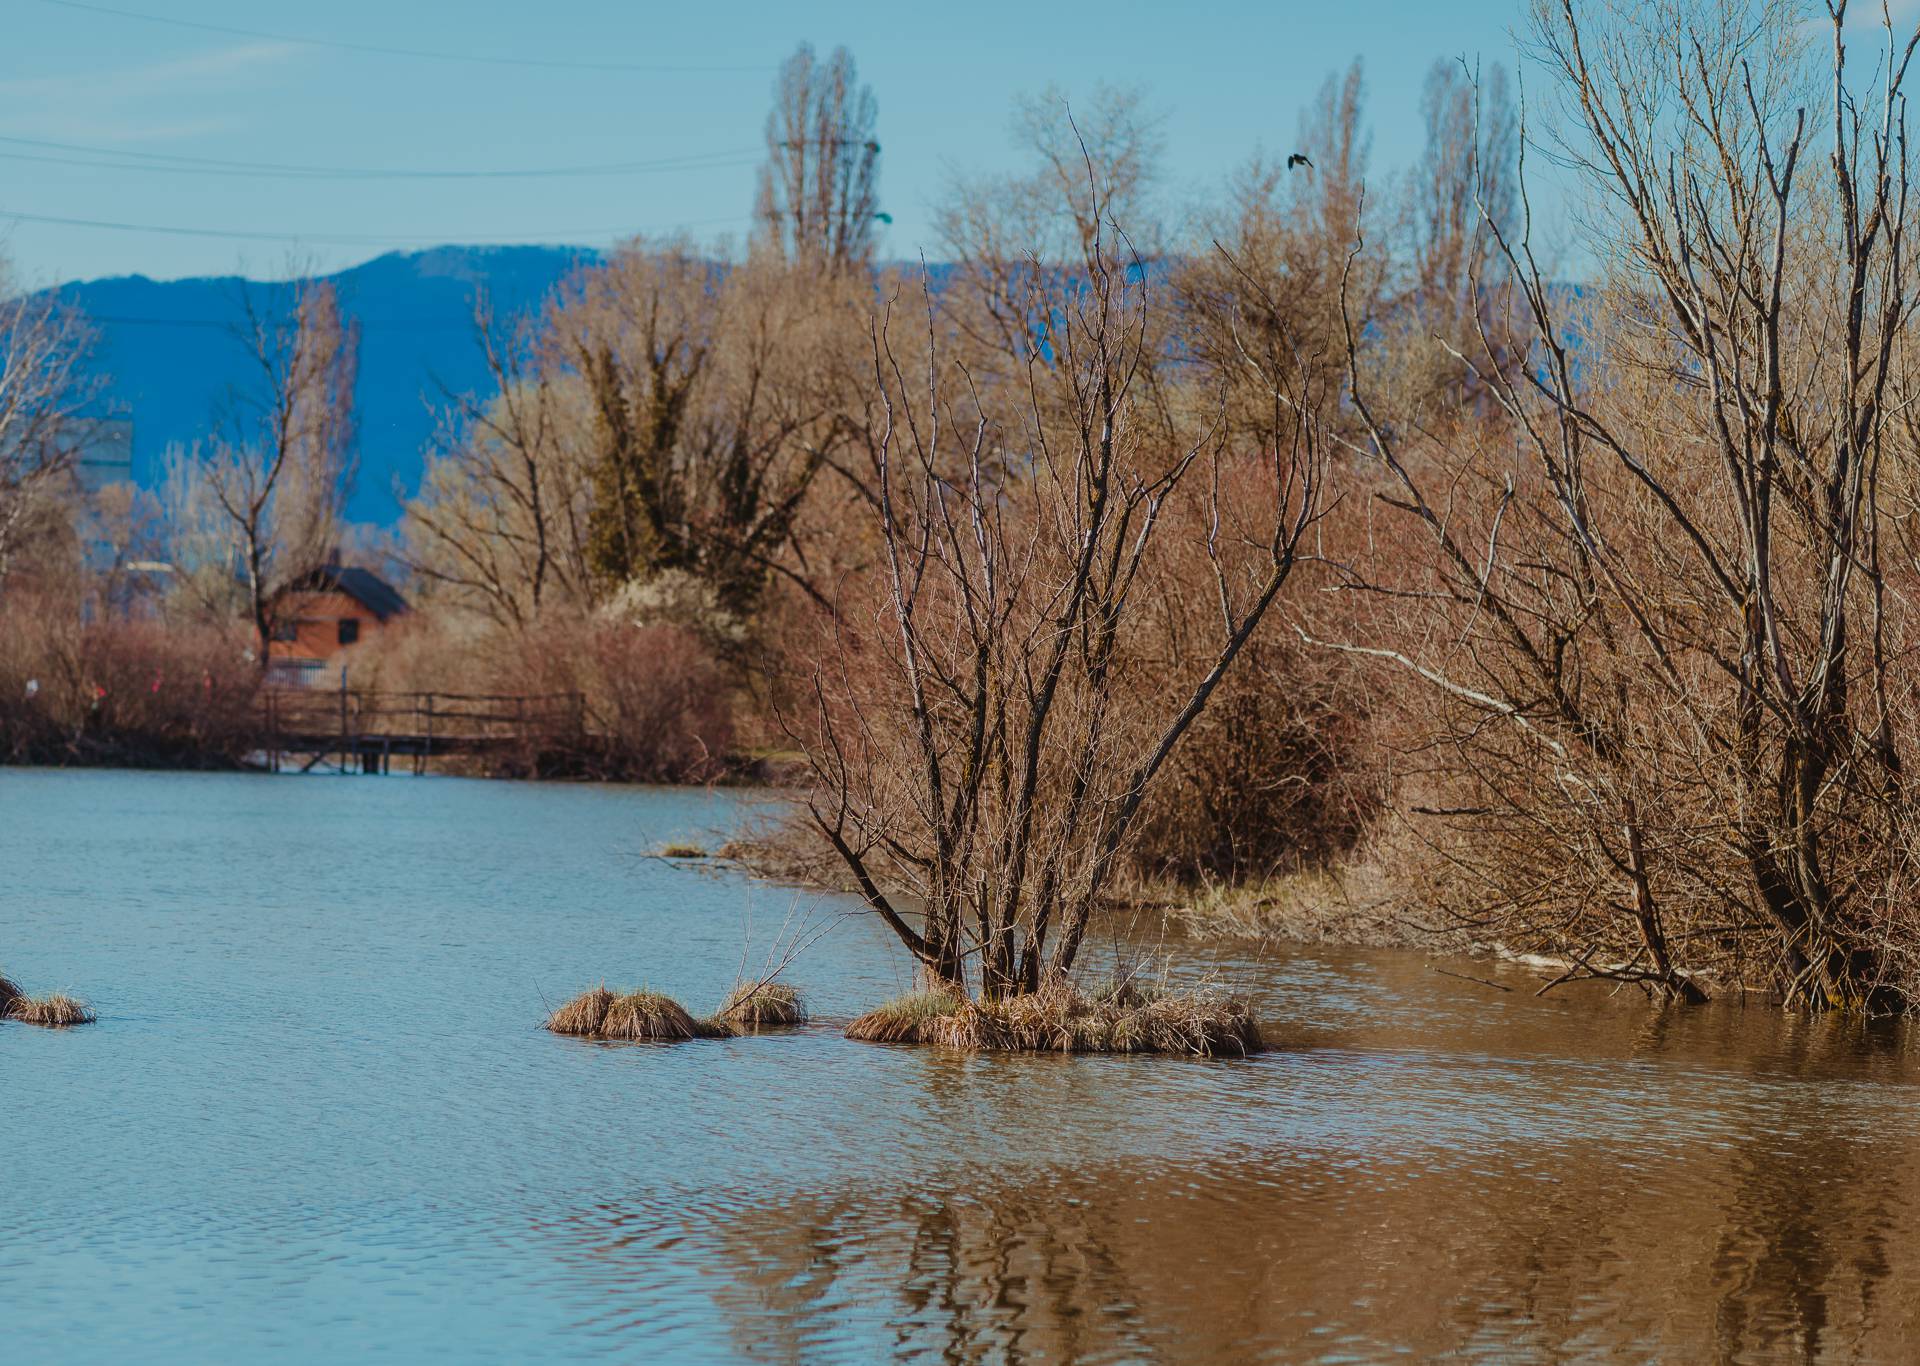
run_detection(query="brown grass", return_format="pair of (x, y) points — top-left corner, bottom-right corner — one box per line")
(545, 986), (615, 1035)
(602, 991), (707, 1040)
(547, 985), (725, 1041)
(715, 980), (807, 1027)
(844, 989), (965, 1043)
(658, 842), (709, 859)
(848, 984), (1262, 1057)
(6, 992), (96, 1027)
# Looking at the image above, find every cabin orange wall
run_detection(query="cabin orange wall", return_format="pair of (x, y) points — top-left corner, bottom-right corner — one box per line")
(267, 589), (385, 663)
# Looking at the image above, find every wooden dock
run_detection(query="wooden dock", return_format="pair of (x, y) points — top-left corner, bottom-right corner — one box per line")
(259, 689), (585, 774)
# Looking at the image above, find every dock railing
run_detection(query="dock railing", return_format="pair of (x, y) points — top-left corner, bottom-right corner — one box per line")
(259, 688), (587, 772)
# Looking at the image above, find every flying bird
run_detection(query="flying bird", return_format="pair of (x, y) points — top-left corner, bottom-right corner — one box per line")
(1287, 152), (1314, 171)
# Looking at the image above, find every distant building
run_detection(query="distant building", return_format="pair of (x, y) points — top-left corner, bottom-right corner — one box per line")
(266, 562), (408, 687)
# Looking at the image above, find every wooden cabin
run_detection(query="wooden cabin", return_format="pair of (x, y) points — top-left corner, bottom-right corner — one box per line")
(265, 563), (408, 687)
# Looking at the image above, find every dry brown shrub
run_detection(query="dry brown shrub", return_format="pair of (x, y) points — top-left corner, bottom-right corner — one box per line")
(0, 587), (256, 767)
(495, 618), (734, 781)
(1055, 456), (1389, 910)
(347, 609), (736, 781)
(1130, 636), (1382, 885)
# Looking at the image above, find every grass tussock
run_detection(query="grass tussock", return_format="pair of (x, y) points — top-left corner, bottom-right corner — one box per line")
(848, 984), (1262, 1057)
(844, 989), (966, 1043)
(716, 980), (806, 1027)
(545, 986), (615, 1035)
(6, 992), (96, 1027)
(657, 842), (709, 859)
(602, 990), (727, 1040)
(546, 985), (726, 1041)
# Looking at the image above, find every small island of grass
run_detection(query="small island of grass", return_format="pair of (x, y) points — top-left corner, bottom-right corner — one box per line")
(847, 982), (1261, 1057)
(715, 980), (807, 1027)
(545, 986), (728, 1041)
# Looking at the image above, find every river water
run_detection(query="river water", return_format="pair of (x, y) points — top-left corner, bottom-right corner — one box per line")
(6, 768), (1920, 1363)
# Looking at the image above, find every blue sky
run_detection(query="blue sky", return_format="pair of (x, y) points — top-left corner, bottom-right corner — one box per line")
(2, 0), (1539, 284)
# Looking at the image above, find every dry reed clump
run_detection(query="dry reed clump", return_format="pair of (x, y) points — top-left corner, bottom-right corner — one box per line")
(845, 989), (965, 1043)
(545, 986), (616, 1035)
(603, 990), (728, 1040)
(545, 985), (726, 1041)
(715, 980), (807, 1027)
(6, 992), (96, 1027)
(657, 842), (709, 859)
(849, 984), (1262, 1057)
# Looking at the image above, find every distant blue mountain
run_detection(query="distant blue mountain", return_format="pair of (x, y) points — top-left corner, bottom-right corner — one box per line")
(51, 245), (600, 524)
(53, 250), (1586, 528)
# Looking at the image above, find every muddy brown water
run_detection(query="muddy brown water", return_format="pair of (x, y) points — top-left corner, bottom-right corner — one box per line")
(5, 768), (1917, 1362)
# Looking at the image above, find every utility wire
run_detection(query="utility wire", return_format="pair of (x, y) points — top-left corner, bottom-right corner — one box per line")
(35, 0), (773, 74)
(0, 140), (761, 181)
(0, 208), (751, 245)
(84, 314), (483, 332)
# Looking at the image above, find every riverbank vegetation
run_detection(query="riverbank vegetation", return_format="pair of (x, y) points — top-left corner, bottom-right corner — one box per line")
(12, 3), (1920, 1017)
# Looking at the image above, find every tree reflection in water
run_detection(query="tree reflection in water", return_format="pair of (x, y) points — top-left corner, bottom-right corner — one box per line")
(524, 985), (1920, 1362)
(543, 1138), (1915, 1357)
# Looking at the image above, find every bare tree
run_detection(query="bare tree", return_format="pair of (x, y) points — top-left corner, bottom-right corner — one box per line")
(937, 86), (1166, 391)
(177, 276), (357, 661)
(0, 255), (98, 588)
(754, 43), (882, 271)
(1174, 59), (1381, 455)
(797, 189), (1327, 998)
(551, 242), (855, 623)
(1397, 58), (1524, 415)
(1336, 0), (1920, 1010)
(1412, 60), (1516, 315)
(405, 296), (593, 627)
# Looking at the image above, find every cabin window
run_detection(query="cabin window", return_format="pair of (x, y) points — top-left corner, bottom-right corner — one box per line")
(270, 621), (299, 642)
(337, 618), (361, 646)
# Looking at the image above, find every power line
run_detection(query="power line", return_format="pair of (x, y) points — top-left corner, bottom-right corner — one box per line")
(84, 314), (481, 332)
(0, 137), (761, 181)
(0, 208), (752, 245)
(35, 0), (774, 74)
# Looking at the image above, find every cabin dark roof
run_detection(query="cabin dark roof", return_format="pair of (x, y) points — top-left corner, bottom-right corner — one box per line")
(279, 565), (409, 621)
